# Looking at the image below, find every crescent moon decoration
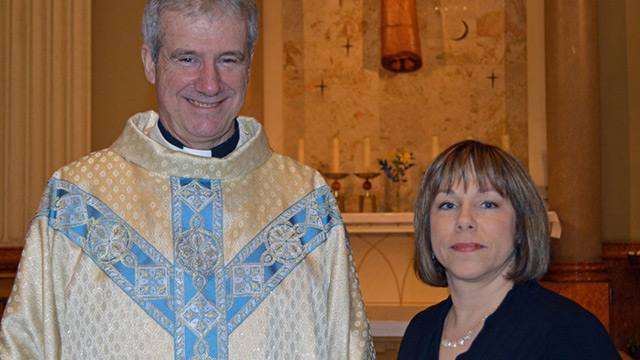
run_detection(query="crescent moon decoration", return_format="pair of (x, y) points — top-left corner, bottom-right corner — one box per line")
(452, 20), (469, 41)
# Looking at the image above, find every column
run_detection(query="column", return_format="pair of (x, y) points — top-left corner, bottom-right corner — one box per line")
(543, 0), (609, 329)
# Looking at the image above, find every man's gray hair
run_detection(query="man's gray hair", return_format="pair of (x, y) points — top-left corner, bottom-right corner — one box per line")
(142, 0), (258, 63)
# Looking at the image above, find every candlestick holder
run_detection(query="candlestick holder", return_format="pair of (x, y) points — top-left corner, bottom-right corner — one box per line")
(354, 172), (380, 212)
(322, 172), (349, 211)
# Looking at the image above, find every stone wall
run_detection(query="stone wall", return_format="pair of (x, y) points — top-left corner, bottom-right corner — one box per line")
(282, 0), (528, 212)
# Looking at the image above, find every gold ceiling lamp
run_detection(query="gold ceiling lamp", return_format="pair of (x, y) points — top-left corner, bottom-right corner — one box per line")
(381, 0), (423, 73)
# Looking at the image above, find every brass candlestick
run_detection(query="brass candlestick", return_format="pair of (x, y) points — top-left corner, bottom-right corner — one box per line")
(354, 172), (380, 212)
(322, 172), (349, 212)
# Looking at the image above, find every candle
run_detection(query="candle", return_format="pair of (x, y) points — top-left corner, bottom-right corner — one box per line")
(363, 136), (371, 172)
(502, 134), (510, 151)
(331, 137), (340, 173)
(431, 135), (440, 160)
(297, 138), (305, 163)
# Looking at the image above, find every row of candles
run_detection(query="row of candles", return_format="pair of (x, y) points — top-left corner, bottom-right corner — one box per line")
(295, 134), (511, 172)
(296, 137), (372, 173)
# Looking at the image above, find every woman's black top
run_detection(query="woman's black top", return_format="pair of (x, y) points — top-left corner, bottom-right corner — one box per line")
(397, 280), (621, 359)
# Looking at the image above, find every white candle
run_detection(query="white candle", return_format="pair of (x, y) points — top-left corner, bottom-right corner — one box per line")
(331, 137), (340, 173)
(502, 134), (510, 151)
(431, 135), (440, 160)
(297, 138), (305, 163)
(363, 136), (371, 172)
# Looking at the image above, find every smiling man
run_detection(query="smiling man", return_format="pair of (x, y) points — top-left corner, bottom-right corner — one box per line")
(142, 6), (250, 151)
(0, 1), (375, 359)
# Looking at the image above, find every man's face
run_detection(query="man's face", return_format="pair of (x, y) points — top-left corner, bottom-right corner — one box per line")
(142, 10), (251, 149)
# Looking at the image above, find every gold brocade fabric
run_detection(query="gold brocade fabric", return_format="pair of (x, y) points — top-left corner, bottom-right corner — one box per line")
(0, 112), (375, 360)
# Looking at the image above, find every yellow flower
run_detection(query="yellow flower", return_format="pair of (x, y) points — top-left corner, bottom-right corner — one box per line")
(399, 152), (412, 164)
(378, 148), (415, 183)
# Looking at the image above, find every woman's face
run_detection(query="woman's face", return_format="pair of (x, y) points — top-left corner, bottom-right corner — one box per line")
(429, 177), (517, 286)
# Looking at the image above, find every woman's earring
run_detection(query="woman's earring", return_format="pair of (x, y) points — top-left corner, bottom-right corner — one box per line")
(431, 252), (435, 260)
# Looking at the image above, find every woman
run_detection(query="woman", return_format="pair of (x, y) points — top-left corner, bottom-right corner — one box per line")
(398, 140), (620, 359)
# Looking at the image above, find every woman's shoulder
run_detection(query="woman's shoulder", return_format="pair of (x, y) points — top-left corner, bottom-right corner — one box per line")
(508, 281), (620, 359)
(515, 281), (602, 323)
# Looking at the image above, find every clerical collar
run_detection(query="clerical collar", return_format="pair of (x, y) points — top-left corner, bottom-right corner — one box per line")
(157, 119), (240, 158)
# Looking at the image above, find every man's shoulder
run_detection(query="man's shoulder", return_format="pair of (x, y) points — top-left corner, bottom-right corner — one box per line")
(51, 148), (125, 180)
(266, 153), (326, 182)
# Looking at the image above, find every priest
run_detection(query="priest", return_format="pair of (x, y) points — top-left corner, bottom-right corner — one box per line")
(0, 0), (375, 359)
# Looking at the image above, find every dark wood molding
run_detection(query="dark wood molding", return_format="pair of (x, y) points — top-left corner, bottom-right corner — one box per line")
(0, 247), (22, 277)
(603, 242), (640, 260)
(541, 242), (640, 282)
(543, 261), (611, 282)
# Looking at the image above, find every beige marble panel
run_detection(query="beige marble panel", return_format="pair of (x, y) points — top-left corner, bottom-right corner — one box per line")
(283, 0), (528, 213)
(350, 232), (449, 308)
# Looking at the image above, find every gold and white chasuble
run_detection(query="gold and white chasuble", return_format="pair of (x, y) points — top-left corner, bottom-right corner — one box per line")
(0, 112), (375, 360)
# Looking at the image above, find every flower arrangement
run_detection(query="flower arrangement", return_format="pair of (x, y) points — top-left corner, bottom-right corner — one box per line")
(378, 149), (415, 211)
(378, 149), (415, 183)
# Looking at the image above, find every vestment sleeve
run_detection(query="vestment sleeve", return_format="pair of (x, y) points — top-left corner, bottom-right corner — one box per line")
(0, 185), (81, 360)
(325, 225), (376, 360)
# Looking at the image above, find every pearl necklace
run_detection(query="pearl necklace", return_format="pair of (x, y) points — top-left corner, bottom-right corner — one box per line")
(440, 308), (496, 348)
(441, 329), (473, 348)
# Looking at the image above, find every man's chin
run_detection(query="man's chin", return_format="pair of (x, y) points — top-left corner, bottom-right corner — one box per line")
(189, 123), (235, 146)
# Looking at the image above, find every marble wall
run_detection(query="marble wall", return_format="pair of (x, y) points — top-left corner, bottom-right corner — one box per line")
(350, 231), (450, 316)
(282, 0), (528, 212)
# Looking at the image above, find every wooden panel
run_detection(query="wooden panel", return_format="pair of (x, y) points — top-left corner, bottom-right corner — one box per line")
(0, 247), (22, 275)
(373, 337), (402, 360)
(0, 246), (22, 322)
(603, 242), (640, 351)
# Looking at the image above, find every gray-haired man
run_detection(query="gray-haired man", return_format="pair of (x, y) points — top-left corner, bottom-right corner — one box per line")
(0, 1), (374, 358)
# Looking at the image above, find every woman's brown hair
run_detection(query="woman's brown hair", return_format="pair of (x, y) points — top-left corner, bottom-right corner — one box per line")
(414, 140), (549, 287)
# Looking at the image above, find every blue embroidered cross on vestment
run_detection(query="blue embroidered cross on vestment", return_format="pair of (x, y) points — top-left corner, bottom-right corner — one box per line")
(39, 177), (341, 360)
